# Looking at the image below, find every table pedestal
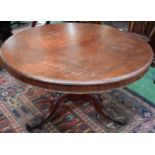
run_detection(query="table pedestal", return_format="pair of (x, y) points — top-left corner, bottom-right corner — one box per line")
(26, 93), (127, 132)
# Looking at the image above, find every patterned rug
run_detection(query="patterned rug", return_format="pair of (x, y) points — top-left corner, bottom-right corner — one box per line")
(0, 69), (155, 133)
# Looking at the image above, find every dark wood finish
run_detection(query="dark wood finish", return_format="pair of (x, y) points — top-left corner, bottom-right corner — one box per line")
(0, 22), (12, 69)
(150, 32), (155, 53)
(31, 21), (37, 27)
(128, 21), (155, 42)
(150, 31), (155, 67)
(31, 21), (50, 27)
(0, 21), (12, 43)
(0, 57), (2, 69)
(128, 21), (155, 82)
(0, 23), (153, 93)
(26, 93), (126, 132)
(150, 35), (155, 84)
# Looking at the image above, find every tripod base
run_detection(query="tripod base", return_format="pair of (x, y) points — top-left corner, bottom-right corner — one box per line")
(26, 93), (126, 132)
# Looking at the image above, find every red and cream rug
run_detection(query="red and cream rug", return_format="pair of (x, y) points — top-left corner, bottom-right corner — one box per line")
(0, 69), (155, 133)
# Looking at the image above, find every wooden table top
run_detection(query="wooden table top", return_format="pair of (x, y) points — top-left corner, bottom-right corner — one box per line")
(0, 23), (153, 93)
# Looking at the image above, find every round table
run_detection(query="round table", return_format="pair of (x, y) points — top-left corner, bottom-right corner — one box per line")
(0, 23), (153, 132)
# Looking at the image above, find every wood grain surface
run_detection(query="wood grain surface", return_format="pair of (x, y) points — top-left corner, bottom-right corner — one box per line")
(0, 23), (153, 93)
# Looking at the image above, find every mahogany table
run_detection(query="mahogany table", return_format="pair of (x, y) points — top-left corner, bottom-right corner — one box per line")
(0, 23), (153, 132)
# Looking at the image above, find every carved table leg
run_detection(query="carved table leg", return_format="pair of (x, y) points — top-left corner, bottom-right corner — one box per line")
(26, 94), (69, 132)
(26, 93), (126, 132)
(67, 94), (126, 125)
(88, 95), (126, 125)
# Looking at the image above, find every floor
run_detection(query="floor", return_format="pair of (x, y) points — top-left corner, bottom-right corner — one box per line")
(127, 67), (155, 105)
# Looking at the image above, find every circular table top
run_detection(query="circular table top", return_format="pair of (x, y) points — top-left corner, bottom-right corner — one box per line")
(0, 23), (154, 93)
